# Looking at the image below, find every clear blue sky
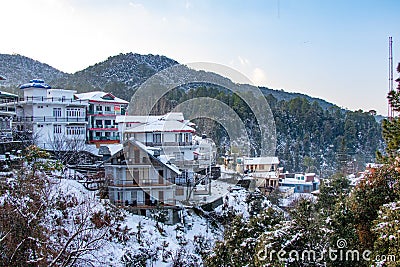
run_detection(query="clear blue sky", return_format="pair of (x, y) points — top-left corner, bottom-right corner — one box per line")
(1, 0), (399, 114)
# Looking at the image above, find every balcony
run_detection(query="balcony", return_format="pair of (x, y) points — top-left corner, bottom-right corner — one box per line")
(88, 110), (117, 115)
(16, 96), (87, 105)
(92, 125), (118, 130)
(108, 178), (173, 187)
(14, 116), (87, 123)
(89, 125), (118, 131)
(112, 199), (176, 207)
(144, 141), (192, 147)
(91, 136), (120, 141)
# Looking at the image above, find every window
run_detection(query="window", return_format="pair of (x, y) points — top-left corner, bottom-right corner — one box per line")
(66, 126), (85, 135)
(153, 133), (162, 144)
(96, 106), (102, 111)
(54, 124), (62, 134)
(37, 124), (44, 128)
(140, 168), (149, 180)
(37, 105), (44, 109)
(175, 133), (182, 143)
(176, 187), (184, 196)
(95, 120), (103, 127)
(105, 106), (111, 112)
(158, 191), (164, 202)
(53, 108), (62, 117)
(134, 148), (140, 163)
(66, 108), (81, 117)
(185, 133), (191, 143)
(105, 120), (112, 126)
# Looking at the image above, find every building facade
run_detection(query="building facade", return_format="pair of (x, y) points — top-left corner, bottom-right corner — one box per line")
(119, 113), (199, 170)
(0, 86), (18, 143)
(75, 92), (128, 146)
(2, 80), (88, 150)
(279, 173), (319, 193)
(105, 112), (220, 222)
(105, 139), (188, 224)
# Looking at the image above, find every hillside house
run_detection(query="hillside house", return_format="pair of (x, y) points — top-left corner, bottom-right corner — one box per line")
(0, 80), (88, 150)
(120, 113), (198, 170)
(236, 156), (280, 173)
(105, 112), (225, 222)
(0, 76), (18, 142)
(75, 92), (128, 146)
(279, 172), (319, 193)
(105, 138), (190, 224)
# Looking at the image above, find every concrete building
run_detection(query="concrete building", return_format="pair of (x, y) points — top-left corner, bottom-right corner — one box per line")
(118, 113), (199, 169)
(0, 76), (18, 143)
(75, 92), (128, 146)
(104, 112), (223, 222)
(279, 173), (319, 193)
(105, 138), (185, 224)
(3, 79), (88, 149)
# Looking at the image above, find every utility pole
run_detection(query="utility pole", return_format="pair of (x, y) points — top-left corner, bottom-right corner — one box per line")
(208, 142), (212, 195)
(389, 36), (394, 119)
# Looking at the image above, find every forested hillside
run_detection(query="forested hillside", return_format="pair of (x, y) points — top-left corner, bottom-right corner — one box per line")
(160, 86), (383, 176)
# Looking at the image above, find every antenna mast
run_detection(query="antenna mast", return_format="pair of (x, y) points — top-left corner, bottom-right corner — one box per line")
(389, 36), (394, 119)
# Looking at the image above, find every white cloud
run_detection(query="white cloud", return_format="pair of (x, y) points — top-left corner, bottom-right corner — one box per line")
(238, 56), (250, 66)
(251, 67), (267, 86)
(129, 2), (142, 8)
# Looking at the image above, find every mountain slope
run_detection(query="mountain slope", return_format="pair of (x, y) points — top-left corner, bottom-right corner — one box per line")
(52, 53), (179, 101)
(259, 86), (336, 110)
(0, 53), (337, 109)
(0, 54), (68, 94)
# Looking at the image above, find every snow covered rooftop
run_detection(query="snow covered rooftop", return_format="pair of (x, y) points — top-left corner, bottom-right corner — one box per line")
(116, 112), (188, 124)
(98, 144), (123, 157)
(243, 156), (279, 165)
(75, 91), (128, 104)
(125, 119), (195, 133)
(158, 155), (181, 174)
(162, 112), (185, 121)
(83, 144), (100, 155)
(0, 91), (18, 98)
(19, 79), (51, 89)
(115, 115), (162, 124)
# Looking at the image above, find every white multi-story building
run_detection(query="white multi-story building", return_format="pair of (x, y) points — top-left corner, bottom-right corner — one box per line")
(75, 91), (128, 146)
(0, 76), (18, 143)
(117, 112), (198, 167)
(236, 156), (280, 190)
(105, 112), (220, 222)
(4, 79), (88, 150)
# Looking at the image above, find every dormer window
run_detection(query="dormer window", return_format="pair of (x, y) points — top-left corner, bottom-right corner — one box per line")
(101, 93), (115, 100)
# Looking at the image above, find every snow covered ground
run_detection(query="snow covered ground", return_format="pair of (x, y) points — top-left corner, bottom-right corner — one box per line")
(52, 178), (226, 266)
(279, 192), (316, 207)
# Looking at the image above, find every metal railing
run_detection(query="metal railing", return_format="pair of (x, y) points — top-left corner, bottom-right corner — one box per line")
(15, 96), (87, 104)
(91, 136), (120, 141)
(144, 141), (192, 147)
(93, 125), (118, 129)
(88, 111), (118, 115)
(14, 116), (87, 123)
